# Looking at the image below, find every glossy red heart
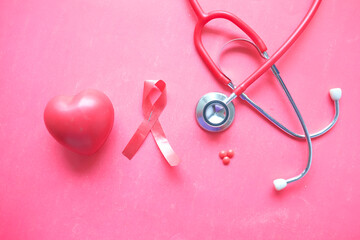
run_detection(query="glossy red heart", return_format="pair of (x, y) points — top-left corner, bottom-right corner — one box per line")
(44, 89), (114, 155)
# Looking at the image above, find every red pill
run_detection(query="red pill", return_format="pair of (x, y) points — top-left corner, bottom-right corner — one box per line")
(219, 150), (227, 159)
(222, 156), (230, 165)
(227, 149), (234, 158)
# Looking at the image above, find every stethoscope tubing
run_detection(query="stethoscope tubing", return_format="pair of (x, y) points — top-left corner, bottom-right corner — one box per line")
(189, 0), (322, 98)
(232, 0), (322, 96)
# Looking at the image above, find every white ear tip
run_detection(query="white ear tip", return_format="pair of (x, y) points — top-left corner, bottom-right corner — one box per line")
(330, 88), (342, 101)
(273, 179), (287, 191)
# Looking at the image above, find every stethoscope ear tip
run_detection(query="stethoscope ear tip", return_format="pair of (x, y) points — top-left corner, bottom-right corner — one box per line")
(273, 178), (287, 191)
(330, 88), (342, 101)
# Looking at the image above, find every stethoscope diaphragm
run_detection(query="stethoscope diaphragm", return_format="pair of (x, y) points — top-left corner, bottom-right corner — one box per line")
(195, 92), (235, 132)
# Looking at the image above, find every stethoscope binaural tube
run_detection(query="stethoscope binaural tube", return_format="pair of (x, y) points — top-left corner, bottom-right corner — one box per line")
(241, 89), (341, 139)
(216, 41), (342, 190)
(217, 39), (342, 140)
(264, 56), (313, 190)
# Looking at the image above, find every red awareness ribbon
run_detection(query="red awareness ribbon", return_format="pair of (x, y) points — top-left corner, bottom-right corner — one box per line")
(122, 80), (181, 166)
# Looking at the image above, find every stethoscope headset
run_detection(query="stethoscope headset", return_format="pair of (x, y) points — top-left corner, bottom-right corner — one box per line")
(189, 0), (342, 190)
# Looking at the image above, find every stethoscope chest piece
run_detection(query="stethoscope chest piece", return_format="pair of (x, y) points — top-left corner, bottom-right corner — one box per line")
(196, 92), (235, 132)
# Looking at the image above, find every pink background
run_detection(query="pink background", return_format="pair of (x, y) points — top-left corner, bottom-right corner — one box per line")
(1, 0), (360, 239)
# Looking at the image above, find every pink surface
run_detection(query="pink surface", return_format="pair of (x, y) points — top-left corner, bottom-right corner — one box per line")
(1, 0), (360, 239)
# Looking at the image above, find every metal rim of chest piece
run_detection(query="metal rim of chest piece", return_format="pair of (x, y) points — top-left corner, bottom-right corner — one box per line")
(195, 92), (235, 132)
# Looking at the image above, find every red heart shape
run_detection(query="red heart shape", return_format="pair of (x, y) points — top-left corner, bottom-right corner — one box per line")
(44, 89), (114, 155)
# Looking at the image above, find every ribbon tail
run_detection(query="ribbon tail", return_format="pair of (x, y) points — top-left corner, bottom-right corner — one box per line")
(151, 121), (181, 166)
(122, 121), (152, 160)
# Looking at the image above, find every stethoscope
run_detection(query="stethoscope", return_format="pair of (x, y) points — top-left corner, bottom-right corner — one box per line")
(189, 0), (342, 190)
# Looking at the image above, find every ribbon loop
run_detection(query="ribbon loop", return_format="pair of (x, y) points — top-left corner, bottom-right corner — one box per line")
(122, 80), (181, 166)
